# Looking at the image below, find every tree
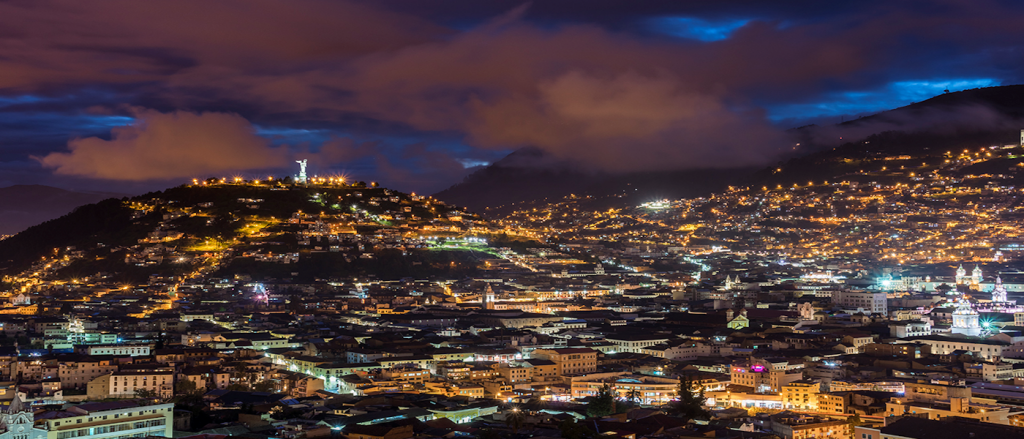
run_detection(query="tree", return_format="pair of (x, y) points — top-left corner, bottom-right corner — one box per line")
(134, 388), (159, 400)
(155, 332), (166, 350)
(667, 376), (710, 421)
(586, 384), (615, 418)
(176, 378), (199, 395)
(253, 380), (276, 392)
(626, 387), (642, 405)
(477, 428), (500, 439)
(847, 413), (863, 427)
(524, 396), (546, 411)
(559, 418), (597, 439)
(505, 407), (525, 433)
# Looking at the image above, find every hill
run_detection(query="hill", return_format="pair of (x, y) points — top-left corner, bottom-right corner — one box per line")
(0, 185), (125, 235)
(434, 148), (757, 214)
(0, 180), (501, 285)
(757, 85), (1024, 188)
(437, 85), (1024, 213)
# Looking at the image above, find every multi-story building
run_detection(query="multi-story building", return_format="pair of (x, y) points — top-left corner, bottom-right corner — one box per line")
(603, 334), (672, 353)
(730, 360), (803, 393)
(769, 412), (849, 439)
(494, 362), (531, 383)
(890, 320), (932, 338)
(530, 348), (597, 376)
(82, 345), (151, 357)
(641, 342), (714, 361)
(40, 400), (174, 439)
(379, 365), (429, 384)
(886, 396), (1011, 424)
(424, 382), (485, 398)
(86, 371), (173, 399)
(523, 359), (558, 382)
(179, 367), (230, 391)
(816, 392), (849, 414)
(781, 381), (819, 410)
(58, 357), (118, 390)
(903, 336), (1009, 361)
(270, 371), (324, 398)
(67, 332), (119, 346)
(569, 372), (679, 405)
(865, 342), (930, 359)
(832, 290), (887, 316)
(903, 378), (972, 404)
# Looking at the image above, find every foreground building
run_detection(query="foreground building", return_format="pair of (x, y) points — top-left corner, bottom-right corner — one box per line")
(570, 372), (679, 405)
(37, 400), (174, 439)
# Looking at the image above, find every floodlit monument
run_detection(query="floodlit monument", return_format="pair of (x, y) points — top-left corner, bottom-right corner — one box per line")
(295, 159), (308, 184)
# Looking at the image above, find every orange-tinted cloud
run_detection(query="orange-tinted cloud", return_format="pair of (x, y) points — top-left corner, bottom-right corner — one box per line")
(5, 0), (1024, 185)
(37, 109), (289, 180)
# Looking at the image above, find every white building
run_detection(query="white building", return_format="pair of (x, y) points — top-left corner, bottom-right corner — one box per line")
(992, 276), (1009, 303)
(83, 344), (151, 357)
(899, 336), (1009, 361)
(0, 396), (45, 439)
(40, 400), (174, 439)
(890, 321), (932, 338)
(832, 290), (887, 316)
(951, 299), (981, 336)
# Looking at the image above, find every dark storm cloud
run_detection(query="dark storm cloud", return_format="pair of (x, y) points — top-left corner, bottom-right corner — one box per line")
(2, 0), (1024, 191)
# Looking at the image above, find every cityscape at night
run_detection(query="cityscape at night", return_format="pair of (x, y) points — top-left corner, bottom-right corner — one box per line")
(5, 2), (1024, 439)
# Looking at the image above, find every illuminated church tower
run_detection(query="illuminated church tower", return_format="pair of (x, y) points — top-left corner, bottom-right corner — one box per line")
(951, 298), (981, 336)
(992, 276), (1008, 303)
(0, 395), (44, 439)
(971, 265), (983, 290)
(484, 284), (495, 310)
(955, 265), (967, 285)
(724, 275), (736, 291)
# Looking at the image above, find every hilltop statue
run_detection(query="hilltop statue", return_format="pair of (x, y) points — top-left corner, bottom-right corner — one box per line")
(295, 159), (308, 184)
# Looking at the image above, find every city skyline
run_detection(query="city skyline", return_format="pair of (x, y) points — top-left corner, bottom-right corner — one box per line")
(4, 3), (1024, 439)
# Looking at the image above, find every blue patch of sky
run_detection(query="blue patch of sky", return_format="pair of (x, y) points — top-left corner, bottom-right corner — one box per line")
(0, 110), (136, 159)
(77, 115), (134, 131)
(254, 125), (332, 145)
(456, 158), (490, 168)
(649, 16), (751, 42)
(766, 78), (998, 123)
(0, 95), (46, 106)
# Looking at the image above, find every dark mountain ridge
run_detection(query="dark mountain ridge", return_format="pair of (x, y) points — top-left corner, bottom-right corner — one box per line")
(436, 85), (1024, 213)
(0, 185), (126, 235)
(434, 148), (758, 214)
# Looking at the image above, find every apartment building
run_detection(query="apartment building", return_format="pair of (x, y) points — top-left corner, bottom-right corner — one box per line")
(40, 400), (174, 439)
(86, 371), (173, 399)
(530, 348), (597, 376)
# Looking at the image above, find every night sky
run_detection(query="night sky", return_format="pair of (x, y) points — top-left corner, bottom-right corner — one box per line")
(2, 0), (1023, 195)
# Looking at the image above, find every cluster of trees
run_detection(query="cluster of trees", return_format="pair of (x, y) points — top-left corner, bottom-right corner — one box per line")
(586, 377), (710, 420)
(487, 377), (710, 438)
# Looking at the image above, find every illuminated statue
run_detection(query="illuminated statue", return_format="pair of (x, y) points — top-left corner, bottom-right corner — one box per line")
(295, 159), (308, 184)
